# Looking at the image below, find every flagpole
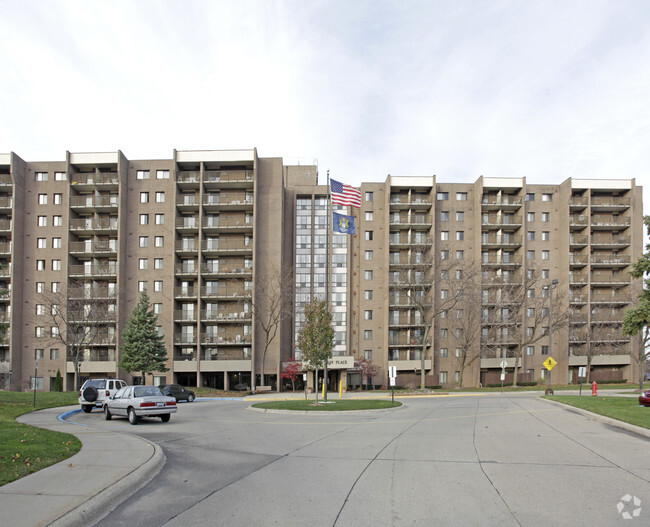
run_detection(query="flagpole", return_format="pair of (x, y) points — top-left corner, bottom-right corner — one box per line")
(324, 170), (331, 402)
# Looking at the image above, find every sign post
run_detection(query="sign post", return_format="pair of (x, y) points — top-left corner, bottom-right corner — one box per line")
(389, 366), (397, 403)
(500, 360), (507, 392)
(543, 357), (557, 395)
(578, 366), (587, 395)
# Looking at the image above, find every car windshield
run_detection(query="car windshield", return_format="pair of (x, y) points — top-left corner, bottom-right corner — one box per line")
(134, 386), (163, 397)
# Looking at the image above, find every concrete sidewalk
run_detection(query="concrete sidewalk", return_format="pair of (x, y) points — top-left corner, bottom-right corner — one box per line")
(0, 406), (164, 527)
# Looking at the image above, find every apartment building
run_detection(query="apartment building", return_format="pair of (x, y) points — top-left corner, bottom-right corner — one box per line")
(0, 149), (644, 392)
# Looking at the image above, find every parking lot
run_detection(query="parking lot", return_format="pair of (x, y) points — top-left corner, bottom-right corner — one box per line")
(73, 394), (650, 527)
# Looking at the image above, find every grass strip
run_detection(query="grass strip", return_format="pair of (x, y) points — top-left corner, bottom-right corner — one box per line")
(252, 399), (402, 411)
(0, 391), (81, 486)
(546, 395), (650, 430)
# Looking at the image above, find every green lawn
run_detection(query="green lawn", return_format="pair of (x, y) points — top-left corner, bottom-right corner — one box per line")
(0, 391), (81, 486)
(546, 395), (650, 430)
(252, 399), (402, 411)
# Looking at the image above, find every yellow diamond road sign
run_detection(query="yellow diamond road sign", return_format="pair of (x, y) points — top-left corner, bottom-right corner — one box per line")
(543, 357), (557, 371)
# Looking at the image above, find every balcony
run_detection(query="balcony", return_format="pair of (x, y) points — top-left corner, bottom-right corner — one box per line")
(203, 170), (254, 189)
(389, 215), (432, 228)
(174, 264), (199, 277)
(69, 240), (117, 256)
(569, 331), (588, 344)
(389, 316), (424, 328)
(591, 215), (630, 230)
(389, 236), (433, 248)
(176, 194), (200, 212)
(389, 197), (432, 210)
(200, 264), (252, 277)
(174, 287), (198, 299)
(569, 273), (588, 287)
(69, 263), (118, 278)
(569, 293), (587, 305)
(481, 255), (522, 267)
(201, 333), (251, 345)
(175, 217), (199, 232)
(569, 254), (588, 267)
(69, 218), (118, 234)
(590, 272), (630, 287)
(480, 197), (522, 210)
(0, 174), (12, 188)
(70, 172), (118, 190)
(202, 349), (252, 361)
(69, 195), (118, 212)
(174, 334), (197, 345)
(590, 235), (631, 248)
(176, 171), (200, 189)
(591, 255), (630, 268)
(569, 235), (589, 248)
(202, 195), (253, 212)
(590, 196), (631, 211)
(569, 196), (588, 210)
(591, 293), (630, 305)
(202, 311), (252, 323)
(200, 286), (251, 300)
(590, 312), (624, 324)
(481, 214), (522, 230)
(0, 197), (13, 210)
(387, 336), (430, 347)
(175, 240), (198, 255)
(481, 234), (522, 248)
(201, 239), (253, 255)
(202, 216), (253, 233)
(174, 310), (197, 322)
(0, 219), (11, 232)
(569, 214), (588, 230)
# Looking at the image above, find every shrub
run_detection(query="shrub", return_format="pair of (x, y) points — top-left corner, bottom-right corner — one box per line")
(592, 379), (627, 384)
(53, 369), (63, 392)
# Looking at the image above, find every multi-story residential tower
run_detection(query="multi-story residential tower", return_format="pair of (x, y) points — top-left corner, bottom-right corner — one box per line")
(0, 149), (644, 392)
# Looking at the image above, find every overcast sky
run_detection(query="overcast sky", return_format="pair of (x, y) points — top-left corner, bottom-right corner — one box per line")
(1, 0), (649, 210)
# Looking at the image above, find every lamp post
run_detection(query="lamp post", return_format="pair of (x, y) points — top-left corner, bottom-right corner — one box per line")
(545, 279), (558, 395)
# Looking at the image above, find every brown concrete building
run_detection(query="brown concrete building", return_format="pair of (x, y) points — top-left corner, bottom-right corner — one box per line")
(0, 150), (644, 392)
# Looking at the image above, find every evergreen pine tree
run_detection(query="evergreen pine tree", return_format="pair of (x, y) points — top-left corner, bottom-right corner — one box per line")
(119, 291), (169, 381)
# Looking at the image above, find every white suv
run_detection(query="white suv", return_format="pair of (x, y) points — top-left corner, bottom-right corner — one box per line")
(79, 378), (126, 413)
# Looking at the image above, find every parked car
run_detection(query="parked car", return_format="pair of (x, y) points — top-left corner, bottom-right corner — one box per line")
(79, 378), (127, 413)
(159, 384), (196, 402)
(639, 390), (650, 407)
(103, 385), (177, 424)
(234, 383), (250, 391)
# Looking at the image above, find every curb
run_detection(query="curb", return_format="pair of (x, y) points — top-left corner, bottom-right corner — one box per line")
(540, 398), (650, 439)
(49, 440), (165, 527)
(246, 403), (405, 415)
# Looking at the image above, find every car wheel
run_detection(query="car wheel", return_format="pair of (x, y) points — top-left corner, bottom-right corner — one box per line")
(104, 405), (112, 420)
(160, 413), (171, 422)
(187, 393), (195, 402)
(82, 386), (98, 402)
(81, 405), (93, 413)
(128, 407), (139, 425)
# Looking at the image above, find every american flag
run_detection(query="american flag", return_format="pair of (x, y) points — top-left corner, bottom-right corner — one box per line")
(330, 178), (361, 208)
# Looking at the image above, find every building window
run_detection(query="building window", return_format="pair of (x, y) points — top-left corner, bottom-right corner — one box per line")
(37, 238), (46, 249)
(51, 282), (60, 293)
(365, 191), (373, 202)
(440, 328), (448, 338)
(526, 193), (535, 201)
(51, 327), (59, 337)
(456, 192), (467, 201)
(138, 281), (147, 292)
(153, 303), (163, 314)
(456, 231), (464, 241)
(437, 192), (448, 201)
(35, 304), (45, 315)
(440, 348), (448, 358)
(154, 236), (164, 247)
(440, 371), (448, 383)
(527, 250), (535, 260)
(542, 250), (550, 260)
(365, 231), (373, 241)
(365, 211), (374, 221)
(365, 270), (373, 280)
(542, 212), (550, 222)
(35, 327), (45, 338)
(364, 330), (373, 340)
(440, 211), (449, 221)
(36, 260), (45, 271)
(154, 258), (164, 269)
(527, 231), (535, 241)
(456, 211), (464, 221)
(441, 250), (449, 260)
(137, 170), (150, 179)
(38, 193), (47, 205)
(140, 192), (149, 203)
(441, 231), (449, 241)
(365, 250), (373, 261)
(53, 193), (62, 205)
(37, 215), (47, 227)
(541, 345), (549, 355)
(53, 215), (63, 226)
(155, 191), (165, 203)
(54, 172), (66, 181)
(52, 260), (61, 271)
(526, 346), (534, 356)
(50, 349), (59, 360)
(139, 258), (148, 270)
(139, 236), (149, 247)
(139, 214), (149, 225)
(542, 231), (550, 241)
(527, 212), (535, 222)
(456, 250), (464, 260)
(364, 310), (373, 320)
(156, 170), (170, 179)
(155, 214), (164, 225)
(542, 193), (553, 202)
(35, 172), (48, 181)
(154, 280), (163, 292)
(36, 282), (45, 293)
(542, 269), (550, 279)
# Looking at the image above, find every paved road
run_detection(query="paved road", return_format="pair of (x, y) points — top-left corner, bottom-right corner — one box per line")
(85, 394), (649, 526)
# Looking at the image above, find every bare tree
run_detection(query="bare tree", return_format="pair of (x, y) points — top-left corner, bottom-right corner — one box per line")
(393, 239), (474, 389)
(40, 279), (117, 390)
(482, 268), (571, 386)
(448, 269), (483, 387)
(250, 266), (294, 388)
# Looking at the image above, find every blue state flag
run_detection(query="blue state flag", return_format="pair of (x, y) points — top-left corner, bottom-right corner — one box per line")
(333, 212), (355, 234)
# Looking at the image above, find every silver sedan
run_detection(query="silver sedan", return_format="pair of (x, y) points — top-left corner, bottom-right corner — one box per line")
(103, 385), (177, 424)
